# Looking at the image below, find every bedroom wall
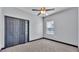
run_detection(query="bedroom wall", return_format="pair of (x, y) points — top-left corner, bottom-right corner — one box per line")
(0, 8), (4, 49)
(44, 8), (78, 46)
(78, 8), (79, 48)
(0, 7), (43, 49)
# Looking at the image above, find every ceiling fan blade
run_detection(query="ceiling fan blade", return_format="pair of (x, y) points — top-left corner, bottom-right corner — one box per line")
(46, 8), (55, 11)
(37, 12), (41, 16)
(32, 9), (40, 11)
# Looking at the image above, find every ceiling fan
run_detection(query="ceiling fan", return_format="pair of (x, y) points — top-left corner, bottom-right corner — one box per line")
(32, 7), (55, 16)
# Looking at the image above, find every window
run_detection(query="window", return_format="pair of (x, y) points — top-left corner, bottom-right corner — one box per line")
(46, 21), (55, 34)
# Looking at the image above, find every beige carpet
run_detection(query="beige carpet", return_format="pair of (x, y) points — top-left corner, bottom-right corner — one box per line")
(1, 39), (78, 52)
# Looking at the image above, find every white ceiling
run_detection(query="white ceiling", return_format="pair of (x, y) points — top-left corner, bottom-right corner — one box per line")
(17, 7), (70, 17)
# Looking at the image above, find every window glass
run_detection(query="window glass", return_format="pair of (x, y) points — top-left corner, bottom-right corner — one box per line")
(46, 21), (55, 34)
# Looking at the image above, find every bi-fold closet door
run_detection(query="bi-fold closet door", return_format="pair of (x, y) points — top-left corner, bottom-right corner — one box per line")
(5, 16), (29, 48)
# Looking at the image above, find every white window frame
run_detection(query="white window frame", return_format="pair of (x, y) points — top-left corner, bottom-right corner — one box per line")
(46, 20), (55, 35)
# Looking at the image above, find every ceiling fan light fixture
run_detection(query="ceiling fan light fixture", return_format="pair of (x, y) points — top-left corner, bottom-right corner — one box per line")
(40, 10), (46, 15)
(40, 7), (46, 15)
(32, 7), (55, 16)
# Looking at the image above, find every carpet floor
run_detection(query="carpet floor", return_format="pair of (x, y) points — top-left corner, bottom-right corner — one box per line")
(1, 39), (78, 52)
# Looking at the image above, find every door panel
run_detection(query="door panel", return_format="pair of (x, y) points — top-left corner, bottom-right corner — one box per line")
(5, 16), (29, 48)
(19, 19), (25, 44)
(5, 17), (15, 47)
(13, 19), (20, 45)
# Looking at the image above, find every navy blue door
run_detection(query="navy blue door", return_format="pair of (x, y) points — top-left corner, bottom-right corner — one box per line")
(19, 19), (25, 44)
(5, 16), (29, 48)
(5, 17), (15, 47)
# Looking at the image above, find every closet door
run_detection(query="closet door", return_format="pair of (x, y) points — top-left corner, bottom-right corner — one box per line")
(5, 16), (29, 48)
(19, 19), (25, 44)
(5, 17), (16, 47)
(13, 18), (20, 45)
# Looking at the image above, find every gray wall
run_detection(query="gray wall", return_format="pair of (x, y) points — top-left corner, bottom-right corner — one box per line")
(0, 8), (4, 49)
(44, 8), (78, 45)
(78, 8), (79, 48)
(0, 7), (43, 49)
